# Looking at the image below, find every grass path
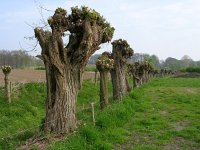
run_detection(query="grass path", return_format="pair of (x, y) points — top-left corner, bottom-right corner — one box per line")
(114, 77), (200, 150)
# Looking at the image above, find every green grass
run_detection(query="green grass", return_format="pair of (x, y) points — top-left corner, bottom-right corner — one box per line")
(85, 65), (96, 72)
(0, 83), (46, 149)
(0, 77), (200, 149)
(48, 77), (200, 150)
(0, 80), (101, 149)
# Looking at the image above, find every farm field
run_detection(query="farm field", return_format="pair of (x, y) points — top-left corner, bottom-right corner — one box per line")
(0, 77), (200, 149)
(0, 69), (95, 85)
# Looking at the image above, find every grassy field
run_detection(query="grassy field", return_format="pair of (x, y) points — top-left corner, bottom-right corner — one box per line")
(0, 77), (200, 149)
(0, 83), (46, 149)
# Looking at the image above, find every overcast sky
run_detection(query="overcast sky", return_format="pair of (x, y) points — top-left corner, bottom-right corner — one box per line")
(1, 0), (200, 61)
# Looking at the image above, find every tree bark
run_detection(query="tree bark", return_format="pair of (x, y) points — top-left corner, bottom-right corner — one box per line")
(99, 71), (109, 109)
(111, 64), (127, 100)
(4, 74), (11, 103)
(126, 76), (131, 92)
(94, 70), (99, 85)
(144, 70), (148, 83)
(34, 29), (86, 134)
(110, 46), (129, 100)
(110, 39), (133, 100)
(133, 74), (140, 88)
(44, 62), (79, 133)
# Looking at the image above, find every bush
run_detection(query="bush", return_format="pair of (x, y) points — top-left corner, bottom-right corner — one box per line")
(181, 67), (200, 73)
(34, 66), (45, 70)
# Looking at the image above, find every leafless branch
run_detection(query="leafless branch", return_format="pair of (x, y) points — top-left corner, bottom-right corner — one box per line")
(19, 40), (39, 53)
(25, 21), (35, 29)
(34, 0), (53, 28)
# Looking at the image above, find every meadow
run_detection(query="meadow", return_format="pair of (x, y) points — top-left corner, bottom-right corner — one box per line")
(0, 77), (200, 149)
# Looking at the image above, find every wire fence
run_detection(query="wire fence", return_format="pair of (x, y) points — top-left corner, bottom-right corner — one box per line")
(0, 79), (100, 150)
(0, 99), (98, 142)
(0, 78), (123, 144)
(0, 75), (122, 149)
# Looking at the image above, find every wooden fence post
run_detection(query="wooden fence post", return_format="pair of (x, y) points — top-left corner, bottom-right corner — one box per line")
(10, 81), (12, 94)
(91, 102), (95, 126)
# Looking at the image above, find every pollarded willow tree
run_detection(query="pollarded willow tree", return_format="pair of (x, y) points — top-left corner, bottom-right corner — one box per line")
(2, 65), (12, 103)
(142, 62), (150, 83)
(34, 6), (114, 134)
(111, 39), (133, 100)
(96, 52), (114, 109)
(146, 63), (154, 81)
(127, 62), (140, 88)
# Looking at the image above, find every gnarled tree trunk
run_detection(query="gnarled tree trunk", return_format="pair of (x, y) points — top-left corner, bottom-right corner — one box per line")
(4, 74), (11, 103)
(111, 39), (133, 100)
(133, 74), (140, 88)
(44, 62), (80, 133)
(96, 52), (114, 109)
(111, 65), (127, 100)
(99, 71), (109, 109)
(34, 7), (114, 134)
(126, 76), (131, 92)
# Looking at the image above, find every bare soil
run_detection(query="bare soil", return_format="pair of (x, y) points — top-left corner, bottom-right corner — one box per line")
(174, 72), (200, 78)
(0, 69), (95, 85)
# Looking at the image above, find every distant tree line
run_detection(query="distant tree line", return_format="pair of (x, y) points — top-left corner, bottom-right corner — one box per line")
(161, 55), (200, 71)
(1, 49), (199, 71)
(0, 50), (43, 69)
(89, 53), (200, 71)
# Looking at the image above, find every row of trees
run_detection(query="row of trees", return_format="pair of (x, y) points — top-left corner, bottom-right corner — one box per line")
(96, 39), (134, 109)
(1, 50), (198, 71)
(162, 55), (200, 71)
(96, 41), (175, 109)
(0, 50), (43, 69)
(89, 53), (200, 71)
(33, 5), (178, 135)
